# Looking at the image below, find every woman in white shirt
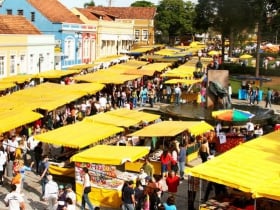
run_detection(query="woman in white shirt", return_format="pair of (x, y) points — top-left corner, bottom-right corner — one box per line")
(81, 167), (94, 210)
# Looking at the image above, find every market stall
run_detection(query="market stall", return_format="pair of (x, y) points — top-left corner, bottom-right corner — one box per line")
(126, 120), (213, 175)
(70, 145), (150, 208)
(186, 131), (280, 209)
(34, 121), (124, 177)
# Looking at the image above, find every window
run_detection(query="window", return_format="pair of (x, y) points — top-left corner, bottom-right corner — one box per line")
(0, 56), (5, 77)
(142, 30), (148, 40)
(6, 9), (12, 15)
(10, 55), (16, 74)
(31, 12), (35, 22)
(64, 37), (75, 60)
(135, 30), (140, 40)
(17, 10), (23, 15)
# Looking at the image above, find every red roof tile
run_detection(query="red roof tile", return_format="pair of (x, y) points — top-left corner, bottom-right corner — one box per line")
(28, 0), (83, 24)
(76, 8), (115, 21)
(89, 7), (156, 19)
(0, 15), (41, 34)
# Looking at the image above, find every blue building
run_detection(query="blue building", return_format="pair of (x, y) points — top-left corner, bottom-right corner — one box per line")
(0, 0), (97, 69)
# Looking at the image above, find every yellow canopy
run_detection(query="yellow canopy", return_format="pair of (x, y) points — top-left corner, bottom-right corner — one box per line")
(0, 109), (43, 133)
(0, 74), (33, 83)
(130, 47), (154, 53)
(34, 121), (124, 149)
(34, 70), (80, 79)
(0, 82), (16, 91)
(128, 121), (213, 137)
(67, 63), (98, 70)
(240, 54), (253, 59)
(165, 78), (203, 85)
(108, 109), (160, 123)
(140, 62), (172, 72)
(70, 145), (150, 165)
(186, 131), (280, 201)
(84, 112), (140, 128)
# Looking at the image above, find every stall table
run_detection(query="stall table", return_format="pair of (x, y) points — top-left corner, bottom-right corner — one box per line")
(216, 134), (245, 153)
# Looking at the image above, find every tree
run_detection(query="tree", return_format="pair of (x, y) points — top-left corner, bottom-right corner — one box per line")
(155, 0), (196, 45)
(131, 0), (155, 7)
(84, 0), (95, 8)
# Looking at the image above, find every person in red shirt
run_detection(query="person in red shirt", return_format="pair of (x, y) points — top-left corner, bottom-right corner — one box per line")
(165, 170), (180, 195)
(160, 150), (172, 178)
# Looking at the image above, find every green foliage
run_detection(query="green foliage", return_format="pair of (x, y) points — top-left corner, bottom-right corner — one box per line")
(155, 0), (196, 45)
(84, 0), (95, 8)
(131, 0), (155, 7)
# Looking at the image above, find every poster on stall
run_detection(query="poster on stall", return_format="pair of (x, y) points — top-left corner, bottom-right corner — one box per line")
(75, 162), (137, 190)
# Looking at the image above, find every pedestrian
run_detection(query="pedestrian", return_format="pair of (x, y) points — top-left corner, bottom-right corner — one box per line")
(138, 167), (148, 187)
(177, 141), (186, 180)
(34, 141), (43, 174)
(265, 87), (273, 108)
(44, 175), (58, 210)
(7, 134), (18, 162)
(81, 167), (94, 210)
(57, 185), (67, 210)
(163, 195), (177, 210)
(199, 138), (210, 163)
(39, 155), (50, 199)
(227, 83), (232, 104)
(121, 180), (136, 210)
(174, 85), (181, 105)
(4, 184), (26, 210)
(27, 130), (38, 166)
(65, 197), (75, 210)
(134, 180), (144, 210)
(187, 176), (199, 210)
(0, 145), (7, 185)
(165, 170), (180, 195)
(160, 150), (172, 178)
(142, 158), (154, 179)
(11, 169), (22, 194)
(18, 159), (33, 190)
(65, 183), (76, 208)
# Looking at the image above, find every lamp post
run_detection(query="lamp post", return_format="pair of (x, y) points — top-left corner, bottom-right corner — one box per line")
(38, 54), (44, 73)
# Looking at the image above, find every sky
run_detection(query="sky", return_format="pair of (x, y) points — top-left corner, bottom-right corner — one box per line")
(59, 0), (160, 8)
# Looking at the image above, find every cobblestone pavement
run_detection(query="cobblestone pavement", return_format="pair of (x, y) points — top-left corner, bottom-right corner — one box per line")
(0, 98), (278, 210)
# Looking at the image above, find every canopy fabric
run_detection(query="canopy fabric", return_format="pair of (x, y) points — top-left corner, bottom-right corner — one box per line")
(0, 109), (43, 133)
(0, 82), (16, 91)
(240, 54), (253, 59)
(34, 70), (80, 79)
(129, 47), (154, 53)
(0, 74), (33, 83)
(34, 121), (124, 149)
(186, 131), (280, 201)
(83, 112), (140, 128)
(70, 145), (150, 165)
(108, 109), (160, 123)
(165, 78), (203, 85)
(128, 121), (213, 137)
(212, 109), (255, 122)
(67, 64), (99, 70)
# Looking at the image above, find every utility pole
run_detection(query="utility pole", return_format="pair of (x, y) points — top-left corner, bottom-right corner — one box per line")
(108, 0), (112, 6)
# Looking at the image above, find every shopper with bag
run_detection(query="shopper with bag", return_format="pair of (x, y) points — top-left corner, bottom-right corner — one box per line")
(81, 167), (94, 210)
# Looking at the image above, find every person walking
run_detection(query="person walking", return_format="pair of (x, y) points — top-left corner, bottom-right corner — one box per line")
(44, 175), (59, 210)
(39, 155), (50, 199)
(177, 141), (186, 180)
(265, 87), (273, 108)
(163, 195), (177, 210)
(121, 180), (136, 210)
(4, 184), (26, 210)
(0, 145), (7, 185)
(174, 85), (181, 105)
(65, 183), (76, 208)
(227, 83), (232, 104)
(81, 167), (94, 210)
(165, 171), (180, 195)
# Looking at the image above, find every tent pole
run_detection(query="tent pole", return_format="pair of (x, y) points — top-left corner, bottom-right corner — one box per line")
(254, 199), (256, 210)
(198, 178), (202, 207)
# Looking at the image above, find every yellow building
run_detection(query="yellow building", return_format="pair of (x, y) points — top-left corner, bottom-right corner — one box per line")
(87, 7), (156, 48)
(71, 7), (134, 59)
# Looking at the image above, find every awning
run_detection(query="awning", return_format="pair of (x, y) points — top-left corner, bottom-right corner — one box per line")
(70, 145), (150, 165)
(186, 131), (280, 201)
(84, 112), (140, 128)
(34, 70), (80, 79)
(0, 82), (16, 91)
(0, 74), (33, 83)
(0, 109), (43, 133)
(34, 121), (124, 149)
(128, 121), (213, 137)
(108, 109), (160, 123)
(165, 78), (203, 85)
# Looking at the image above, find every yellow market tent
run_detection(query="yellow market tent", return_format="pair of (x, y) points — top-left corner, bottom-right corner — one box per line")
(34, 70), (80, 79)
(186, 131), (280, 201)
(128, 121), (213, 137)
(0, 74), (33, 83)
(165, 78), (203, 85)
(0, 109), (43, 133)
(107, 109), (160, 123)
(70, 145), (150, 165)
(0, 82), (16, 91)
(84, 112), (140, 128)
(34, 121), (124, 149)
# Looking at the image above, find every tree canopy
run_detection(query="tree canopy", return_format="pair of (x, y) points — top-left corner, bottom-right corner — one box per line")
(155, 0), (196, 45)
(131, 0), (155, 7)
(84, 0), (95, 8)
